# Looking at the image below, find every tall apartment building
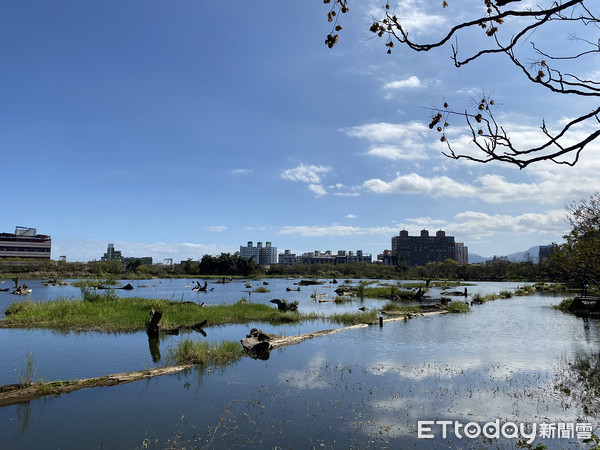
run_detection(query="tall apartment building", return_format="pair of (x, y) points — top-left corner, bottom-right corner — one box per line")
(455, 242), (469, 265)
(0, 227), (51, 259)
(240, 241), (278, 265)
(391, 229), (458, 266)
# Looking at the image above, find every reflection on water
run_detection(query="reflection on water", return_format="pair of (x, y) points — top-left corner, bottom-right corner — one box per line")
(1, 280), (599, 448)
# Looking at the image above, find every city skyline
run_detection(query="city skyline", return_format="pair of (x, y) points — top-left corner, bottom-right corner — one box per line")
(3, 1), (595, 263)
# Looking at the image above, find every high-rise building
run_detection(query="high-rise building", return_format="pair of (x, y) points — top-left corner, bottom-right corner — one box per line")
(455, 242), (469, 265)
(240, 241), (278, 265)
(391, 229), (457, 266)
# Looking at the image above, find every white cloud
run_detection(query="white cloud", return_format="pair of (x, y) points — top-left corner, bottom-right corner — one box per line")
(231, 168), (253, 175)
(366, 144), (428, 160)
(345, 121), (430, 143)
(308, 184), (327, 197)
(277, 225), (399, 237)
(345, 214), (358, 219)
(384, 75), (425, 90)
(205, 225), (228, 232)
(281, 163), (330, 183)
(450, 210), (566, 238)
(363, 173), (478, 198)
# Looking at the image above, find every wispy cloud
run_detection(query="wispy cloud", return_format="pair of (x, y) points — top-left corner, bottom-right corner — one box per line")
(281, 163), (331, 197)
(277, 225), (398, 237)
(308, 184), (327, 197)
(366, 144), (428, 160)
(345, 122), (434, 160)
(205, 225), (228, 232)
(345, 214), (358, 219)
(231, 168), (253, 175)
(281, 163), (330, 183)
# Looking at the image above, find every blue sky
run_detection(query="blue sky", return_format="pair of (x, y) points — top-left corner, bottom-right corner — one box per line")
(2, 0), (598, 263)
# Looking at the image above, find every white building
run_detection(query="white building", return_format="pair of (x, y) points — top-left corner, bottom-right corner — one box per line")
(240, 241), (278, 265)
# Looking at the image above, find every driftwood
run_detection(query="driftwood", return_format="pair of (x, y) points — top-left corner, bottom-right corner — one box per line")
(95, 283), (134, 290)
(298, 279), (324, 286)
(192, 281), (213, 292)
(0, 366), (192, 407)
(269, 299), (298, 311)
(12, 284), (31, 295)
(146, 308), (207, 337)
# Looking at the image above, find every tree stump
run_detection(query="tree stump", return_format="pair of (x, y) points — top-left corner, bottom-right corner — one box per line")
(147, 308), (163, 337)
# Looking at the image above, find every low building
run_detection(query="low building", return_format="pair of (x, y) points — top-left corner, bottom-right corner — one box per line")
(297, 250), (372, 265)
(0, 227), (51, 259)
(278, 249), (297, 266)
(101, 243), (122, 261)
(376, 250), (397, 266)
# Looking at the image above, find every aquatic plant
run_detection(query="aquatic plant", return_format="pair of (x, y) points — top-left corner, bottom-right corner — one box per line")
(252, 286), (270, 293)
(380, 302), (421, 314)
(166, 339), (244, 366)
(447, 302), (470, 313)
(553, 298), (574, 313)
(81, 286), (118, 302)
(19, 351), (35, 385)
(327, 310), (378, 325)
(1, 297), (321, 332)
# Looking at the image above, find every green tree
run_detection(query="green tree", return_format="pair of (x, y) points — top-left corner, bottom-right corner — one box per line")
(550, 193), (600, 290)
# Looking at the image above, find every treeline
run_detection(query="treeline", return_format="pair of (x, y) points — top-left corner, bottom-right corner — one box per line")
(0, 253), (565, 282)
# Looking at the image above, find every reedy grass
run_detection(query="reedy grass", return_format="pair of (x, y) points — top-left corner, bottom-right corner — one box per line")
(327, 310), (379, 325)
(447, 302), (470, 313)
(381, 302), (422, 314)
(2, 297), (320, 332)
(166, 339), (244, 366)
(19, 351), (35, 385)
(251, 286), (270, 293)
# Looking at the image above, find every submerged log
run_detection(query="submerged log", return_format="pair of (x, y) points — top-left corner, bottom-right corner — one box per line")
(0, 366), (192, 407)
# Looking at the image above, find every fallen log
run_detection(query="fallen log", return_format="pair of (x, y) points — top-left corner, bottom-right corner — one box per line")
(0, 311), (448, 406)
(0, 366), (192, 407)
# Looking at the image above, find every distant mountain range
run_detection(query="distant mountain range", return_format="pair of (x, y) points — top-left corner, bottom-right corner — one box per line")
(469, 246), (541, 264)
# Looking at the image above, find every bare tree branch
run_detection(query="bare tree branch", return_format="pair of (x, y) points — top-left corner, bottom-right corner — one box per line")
(324, 0), (600, 168)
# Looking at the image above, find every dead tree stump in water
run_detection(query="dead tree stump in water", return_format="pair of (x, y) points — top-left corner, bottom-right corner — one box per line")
(147, 308), (163, 337)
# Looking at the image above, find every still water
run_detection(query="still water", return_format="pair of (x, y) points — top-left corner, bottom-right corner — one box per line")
(0, 279), (598, 448)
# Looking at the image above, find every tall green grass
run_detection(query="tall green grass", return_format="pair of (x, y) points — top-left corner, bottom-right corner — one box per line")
(2, 297), (320, 332)
(327, 310), (378, 325)
(166, 339), (244, 365)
